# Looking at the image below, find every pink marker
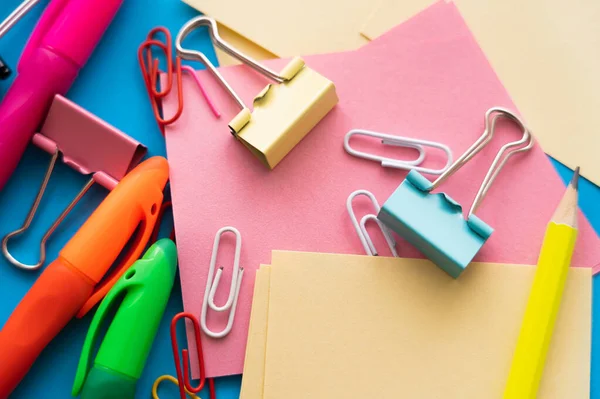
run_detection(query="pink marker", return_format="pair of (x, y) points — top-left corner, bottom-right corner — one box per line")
(0, 0), (124, 191)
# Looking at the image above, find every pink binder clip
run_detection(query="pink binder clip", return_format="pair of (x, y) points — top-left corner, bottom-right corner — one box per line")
(2, 95), (147, 271)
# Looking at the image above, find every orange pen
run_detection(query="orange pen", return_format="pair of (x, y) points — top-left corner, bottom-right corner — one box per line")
(0, 156), (169, 398)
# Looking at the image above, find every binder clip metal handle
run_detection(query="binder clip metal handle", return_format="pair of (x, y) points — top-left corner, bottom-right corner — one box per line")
(1, 151), (95, 271)
(344, 129), (454, 175)
(201, 226), (244, 339)
(176, 16), (288, 111)
(347, 190), (398, 257)
(429, 107), (534, 216)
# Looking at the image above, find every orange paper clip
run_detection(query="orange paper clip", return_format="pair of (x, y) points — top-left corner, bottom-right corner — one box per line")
(171, 312), (207, 399)
(138, 27), (219, 135)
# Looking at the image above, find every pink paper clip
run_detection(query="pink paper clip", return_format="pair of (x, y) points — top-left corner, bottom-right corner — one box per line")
(2, 95), (147, 271)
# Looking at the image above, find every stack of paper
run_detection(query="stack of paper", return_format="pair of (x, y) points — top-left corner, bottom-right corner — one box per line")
(363, 0), (600, 185)
(241, 251), (591, 398)
(183, 0), (600, 185)
(163, 1), (600, 378)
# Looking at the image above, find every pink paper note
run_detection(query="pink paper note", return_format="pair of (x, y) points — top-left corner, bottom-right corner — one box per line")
(164, 1), (600, 378)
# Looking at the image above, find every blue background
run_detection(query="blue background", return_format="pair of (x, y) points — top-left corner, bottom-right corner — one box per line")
(0, 0), (597, 398)
(0, 0), (241, 398)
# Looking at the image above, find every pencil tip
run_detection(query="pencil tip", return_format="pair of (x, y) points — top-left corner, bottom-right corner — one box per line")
(571, 167), (580, 190)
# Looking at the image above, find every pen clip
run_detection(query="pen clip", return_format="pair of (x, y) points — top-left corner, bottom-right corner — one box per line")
(19, 0), (69, 69)
(72, 270), (137, 396)
(75, 203), (157, 318)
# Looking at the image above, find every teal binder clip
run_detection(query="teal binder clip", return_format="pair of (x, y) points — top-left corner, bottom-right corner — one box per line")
(378, 108), (534, 278)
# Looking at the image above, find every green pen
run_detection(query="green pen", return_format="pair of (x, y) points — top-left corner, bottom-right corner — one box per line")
(72, 238), (178, 399)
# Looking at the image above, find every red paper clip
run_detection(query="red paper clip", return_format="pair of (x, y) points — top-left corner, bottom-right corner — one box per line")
(138, 27), (220, 135)
(208, 378), (216, 399)
(171, 312), (207, 399)
(138, 27), (182, 133)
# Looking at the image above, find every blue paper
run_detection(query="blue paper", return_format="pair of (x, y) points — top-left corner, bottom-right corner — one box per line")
(0, 0), (241, 397)
(378, 170), (493, 278)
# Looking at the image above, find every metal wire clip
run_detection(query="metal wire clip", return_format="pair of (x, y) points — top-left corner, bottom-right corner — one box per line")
(347, 190), (398, 257)
(201, 226), (244, 339)
(344, 129), (453, 175)
(171, 312), (208, 399)
(426, 107), (534, 217)
(152, 375), (201, 399)
(138, 26), (220, 135)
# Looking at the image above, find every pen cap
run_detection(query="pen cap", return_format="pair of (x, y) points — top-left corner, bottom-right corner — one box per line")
(72, 239), (178, 398)
(22, 0), (124, 69)
(60, 156), (169, 317)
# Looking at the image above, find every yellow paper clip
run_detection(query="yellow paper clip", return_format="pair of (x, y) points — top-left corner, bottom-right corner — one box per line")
(152, 375), (201, 399)
(176, 17), (339, 169)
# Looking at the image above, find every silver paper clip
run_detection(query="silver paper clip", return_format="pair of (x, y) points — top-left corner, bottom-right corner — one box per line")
(201, 226), (245, 339)
(347, 190), (398, 257)
(344, 129), (453, 175)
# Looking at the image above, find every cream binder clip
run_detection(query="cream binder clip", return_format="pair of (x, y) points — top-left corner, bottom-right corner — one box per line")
(176, 17), (339, 169)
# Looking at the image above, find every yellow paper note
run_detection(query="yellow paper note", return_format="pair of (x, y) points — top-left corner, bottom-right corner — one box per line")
(215, 23), (276, 66)
(241, 251), (590, 398)
(181, 0), (370, 57)
(240, 266), (271, 399)
(361, 0), (600, 185)
(186, 0), (600, 184)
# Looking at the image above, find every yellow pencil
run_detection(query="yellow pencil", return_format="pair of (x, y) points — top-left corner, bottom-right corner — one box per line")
(503, 167), (580, 399)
